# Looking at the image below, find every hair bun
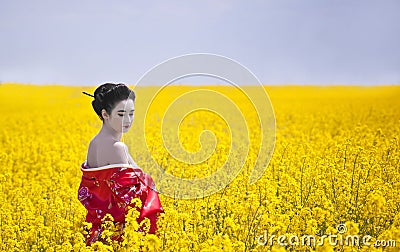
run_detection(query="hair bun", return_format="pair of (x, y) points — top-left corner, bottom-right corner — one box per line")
(91, 83), (134, 121)
(96, 93), (105, 102)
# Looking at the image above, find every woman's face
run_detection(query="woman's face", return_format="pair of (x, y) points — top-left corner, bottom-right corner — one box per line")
(102, 99), (135, 133)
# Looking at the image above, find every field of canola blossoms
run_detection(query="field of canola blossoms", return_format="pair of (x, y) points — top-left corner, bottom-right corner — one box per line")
(0, 83), (399, 251)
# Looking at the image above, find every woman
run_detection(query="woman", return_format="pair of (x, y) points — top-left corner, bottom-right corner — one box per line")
(79, 83), (164, 245)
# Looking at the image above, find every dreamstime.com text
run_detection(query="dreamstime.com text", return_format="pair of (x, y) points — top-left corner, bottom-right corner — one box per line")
(257, 224), (396, 248)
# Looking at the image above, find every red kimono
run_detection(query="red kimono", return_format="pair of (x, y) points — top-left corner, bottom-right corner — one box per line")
(78, 161), (164, 245)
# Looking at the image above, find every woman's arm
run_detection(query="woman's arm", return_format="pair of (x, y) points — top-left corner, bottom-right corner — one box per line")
(127, 152), (138, 167)
(122, 143), (141, 170)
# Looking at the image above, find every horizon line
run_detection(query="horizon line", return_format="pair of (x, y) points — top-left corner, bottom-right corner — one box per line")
(1, 82), (399, 87)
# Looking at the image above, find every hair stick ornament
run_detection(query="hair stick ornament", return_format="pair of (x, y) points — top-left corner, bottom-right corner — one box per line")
(82, 91), (95, 98)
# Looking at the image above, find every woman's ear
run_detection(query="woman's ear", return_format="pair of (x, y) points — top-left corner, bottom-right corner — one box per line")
(101, 109), (109, 120)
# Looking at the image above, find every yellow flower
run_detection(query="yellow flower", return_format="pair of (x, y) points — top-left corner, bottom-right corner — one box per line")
(0, 83), (399, 251)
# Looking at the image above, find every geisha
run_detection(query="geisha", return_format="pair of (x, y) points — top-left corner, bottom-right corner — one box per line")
(79, 83), (164, 245)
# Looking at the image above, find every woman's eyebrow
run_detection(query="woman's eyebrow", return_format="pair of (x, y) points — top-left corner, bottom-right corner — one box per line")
(117, 109), (135, 112)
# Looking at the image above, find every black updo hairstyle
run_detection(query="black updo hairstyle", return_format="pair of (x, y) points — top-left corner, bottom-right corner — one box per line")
(92, 83), (135, 121)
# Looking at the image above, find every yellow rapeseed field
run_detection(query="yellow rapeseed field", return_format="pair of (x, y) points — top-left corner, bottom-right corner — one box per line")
(0, 83), (399, 251)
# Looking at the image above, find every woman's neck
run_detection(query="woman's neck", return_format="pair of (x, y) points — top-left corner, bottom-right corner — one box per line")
(99, 123), (122, 142)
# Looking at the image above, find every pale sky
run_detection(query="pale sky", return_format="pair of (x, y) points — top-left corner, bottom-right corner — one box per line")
(0, 0), (399, 85)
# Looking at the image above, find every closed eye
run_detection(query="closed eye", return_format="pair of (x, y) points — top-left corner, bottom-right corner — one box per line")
(118, 113), (134, 117)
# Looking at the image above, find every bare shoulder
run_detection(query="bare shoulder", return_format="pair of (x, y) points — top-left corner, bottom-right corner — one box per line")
(109, 141), (130, 164)
(88, 137), (97, 151)
(87, 137), (129, 167)
(86, 137), (97, 167)
(113, 141), (128, 148)
(88, 135), (100, 149)
(112, 142), (127, 155)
